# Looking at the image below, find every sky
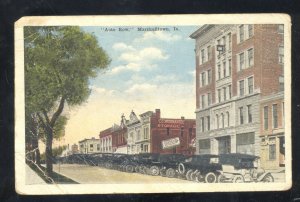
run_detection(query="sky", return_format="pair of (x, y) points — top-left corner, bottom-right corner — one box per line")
(51, 25), (200, 148)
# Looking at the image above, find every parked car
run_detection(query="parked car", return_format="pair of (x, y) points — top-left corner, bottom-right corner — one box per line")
(217, 153), (274, 183)
(151, 154), (187, 178)
(177, 154), (221, 183)
(133, 153), (160, 175)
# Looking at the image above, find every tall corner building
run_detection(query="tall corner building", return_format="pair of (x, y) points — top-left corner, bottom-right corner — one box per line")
(190, 24), (284, 169)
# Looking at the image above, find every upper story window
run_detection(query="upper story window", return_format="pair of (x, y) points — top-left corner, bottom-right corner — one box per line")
(217, 64), (221, 80)
(207, 93), (211, 106)
(239, 52), (245, 70)
(239, 25), (245, 42)
(279, 76), (284, 91)
(221, 113), (225, 128)
(279, 45), (284, 64)
(248, 48), (254, 67)
(228, 59), (232, 76)
(228, 85), (232, 99)
(238, 24), (254, 43)
(227, 33), (232, 51)
(226, 112), (230, 127)
(248, 25), (254, 38)
(239, 107), (244, 125)
(223, 87), (227, 101)
(201, 49), (205, 64)
(272, 104), (278, 128)
(248, 77), (254, 94)
(216, 114), (219, 129)
(207, 45), (212, 60)
(201, 94), (205, 108)
(144, 127), (149, 139)
(223, 61), (226, 77)
(207, 116), (210, 131)
(201, 72), (206, 86)
(247, 105), (252, 123)
(264, 106), (269, 130)
(201, 117), (205, 132)
(218, 89), (221, 103)
(137, 130), (141, 141)
(207, 69), (212, 84)
(278, 24), (284, 34)
(239, 80), (245, 96)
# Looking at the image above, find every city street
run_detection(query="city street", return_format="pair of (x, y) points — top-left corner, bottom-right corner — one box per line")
(53, 164), (286, 184)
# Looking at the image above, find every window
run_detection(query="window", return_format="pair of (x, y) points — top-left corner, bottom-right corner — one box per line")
(97, 144), (100, 151)
(247, 105), (252, 123)
(137, 130), (141, 141)
(228, 85), (232, 99)
(199, 139), (211, 154)
(228, 33), (232, 50)
(216, 115), (219, 129)
(248, 25), (253, 38)
(273, 104), (278, 128)
(239, 80), (245, 96)
(144, 127), (149, 139)
(218, 89), (221, 103)
(144, 145), (149, 152)
(207, 46), (212, 60)
(201, 117), (205, 132)
(236, 132), (255, 155)
(278, 24), (284, 34)
(167, 128), (170, 136)
(239, 107), (244, 125)
(248, 77), (253, 94)
(207, 93), (211, 106)
(207, 69), (211, 84)
(279, 76), (284, 91)
(181, 127), (184, 137)
(207, 116), (210, 131)
(223, 61), (226, 77)
(201, 72), (206, 86)
(226, 112), (230, 127)
(248, 48), (254, 67)
(264, 106), (269, 130)
(239, 53), (245, 70)
(202, 95), (205, 108)
(269, 138), (276, 160)
(223, 87), (226, 101)
(228, 59), (232, 76)
(218, 64), (221, 80)
(221, 113), (225, 128)
(239, 25), (244, 42)
(279, 45), (284, 64)
(90, 144), (94, 151)
(201, 49), (205, 64)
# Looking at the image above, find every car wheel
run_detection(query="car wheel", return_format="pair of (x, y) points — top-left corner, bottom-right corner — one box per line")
(166, 168), (176, 178)
(191, 171), (200, 182)
(134, 165), (139, 173)
(126, 165), (134, 173)
(149, 166), (160, 176)
(178, 163), (185, 174)
(196, 172), (204, 182)
(205, 172), (217, 183)
(105, 162), (112, 169)
(186, 169), (194, 180)
(262, 173), (274, 183)
(233, 175), (244, 183)
(217, 174), (226, 183)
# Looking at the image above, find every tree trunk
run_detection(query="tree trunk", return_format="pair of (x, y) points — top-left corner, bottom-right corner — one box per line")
(45, 129), (53, 178)
(32, 136), (40, 165)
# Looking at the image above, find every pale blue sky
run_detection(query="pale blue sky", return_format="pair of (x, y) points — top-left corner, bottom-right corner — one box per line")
(63, 26), (200, 145)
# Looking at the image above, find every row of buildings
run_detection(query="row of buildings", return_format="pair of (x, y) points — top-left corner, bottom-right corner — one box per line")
(190, 24), (285, 169)
(78, 109), (196, 156)
(76, 24), (285, 170)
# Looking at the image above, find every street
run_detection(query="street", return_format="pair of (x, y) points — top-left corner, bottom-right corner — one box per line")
(52, 164), (286, 184)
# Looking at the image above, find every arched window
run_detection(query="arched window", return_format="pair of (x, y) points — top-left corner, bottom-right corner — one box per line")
(227, 112), (230, 127)
(216, 114), (219, 129)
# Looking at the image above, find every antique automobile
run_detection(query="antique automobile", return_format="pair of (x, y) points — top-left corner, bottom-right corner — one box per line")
(150, 153), (187, 178)
(134, 153), (160, 175)
(217, 153), (274, 183)
(177, 154), (221, 183)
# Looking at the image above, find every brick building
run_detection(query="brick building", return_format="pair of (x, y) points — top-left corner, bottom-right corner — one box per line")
(190, 24), (284, 169)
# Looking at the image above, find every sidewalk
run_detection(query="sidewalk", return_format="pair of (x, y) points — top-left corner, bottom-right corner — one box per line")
(25, 164), (46, 184)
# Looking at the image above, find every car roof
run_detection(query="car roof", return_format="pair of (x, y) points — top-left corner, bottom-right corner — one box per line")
(219, 153), (259, 159)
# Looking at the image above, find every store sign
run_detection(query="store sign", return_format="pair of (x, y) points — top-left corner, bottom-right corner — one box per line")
(162, 137), (180, 149)
(158, 119), (184, 128)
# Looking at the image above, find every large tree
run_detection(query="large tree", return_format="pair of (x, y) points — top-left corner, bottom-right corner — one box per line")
(24, 26), (110, 176)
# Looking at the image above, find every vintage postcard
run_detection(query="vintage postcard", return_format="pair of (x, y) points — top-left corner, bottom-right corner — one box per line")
(15, 14), (291, 194)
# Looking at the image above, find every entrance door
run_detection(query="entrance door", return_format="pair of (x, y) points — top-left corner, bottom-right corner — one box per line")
(218, 136), (231, 154)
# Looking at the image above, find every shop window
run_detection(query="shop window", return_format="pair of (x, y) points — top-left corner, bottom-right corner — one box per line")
(236, 132), (255, 155)
(269, 138), (276, 160)
(199, 139), (211, 154)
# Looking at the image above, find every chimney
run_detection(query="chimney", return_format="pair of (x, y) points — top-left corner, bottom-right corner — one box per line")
(155, 109), (161, 118)
(181, 116), (185, 119)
